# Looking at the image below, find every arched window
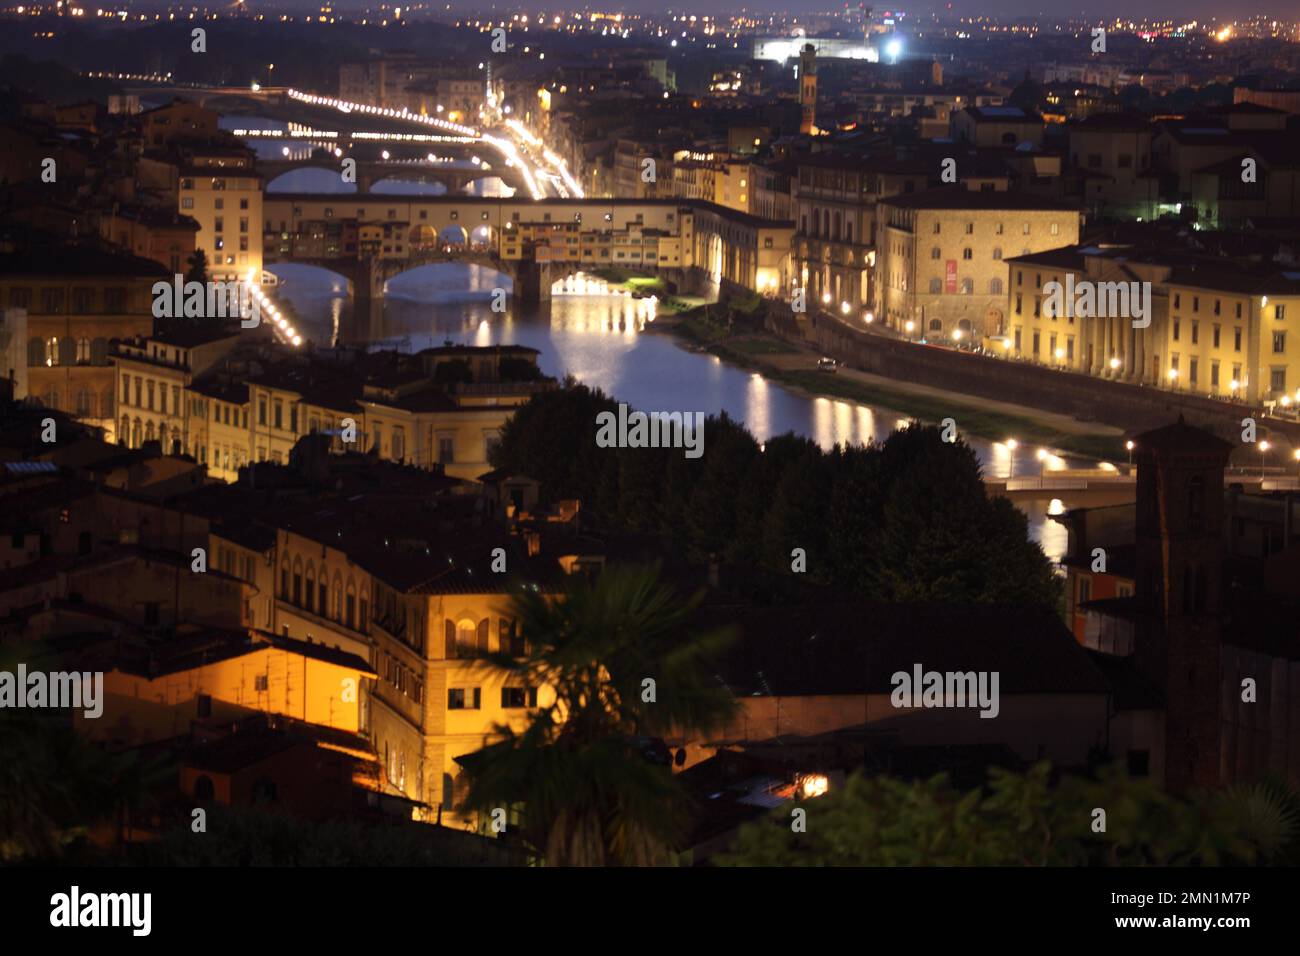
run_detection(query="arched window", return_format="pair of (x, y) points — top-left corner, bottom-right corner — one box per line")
(929, 319), (943, 332)
(132, 418), (141, 447)
(292, 557), (303, 606)
(119, 416), (129, 445)
(90, 337), (108, 365)
(931, 247), (941, 259)
(101, 386), (114, 418)
(144, 420), (155, 443)
(305, 563), (315, 613)
(990, 278), (1003, 295)
(280, 560), (291, 600)
(27, 337), (43, 367)
(76, 338), (91, 363)
(456, 619), (477, 657)
(46, 337), (58, 367)
(332, 572), (343, 619)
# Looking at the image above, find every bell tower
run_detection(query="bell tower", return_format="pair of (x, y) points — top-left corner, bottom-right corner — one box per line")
(1132, 417), (1232, 791)
(798, 44), (818, 135)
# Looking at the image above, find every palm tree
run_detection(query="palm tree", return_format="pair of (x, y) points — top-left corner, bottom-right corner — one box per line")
(459, 563), (737, 866)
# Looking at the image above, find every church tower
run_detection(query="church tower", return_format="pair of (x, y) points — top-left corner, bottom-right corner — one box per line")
(799, 44), (818, 135)
(1132, 418), (1232, 791)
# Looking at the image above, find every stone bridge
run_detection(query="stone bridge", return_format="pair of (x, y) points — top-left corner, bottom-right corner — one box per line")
(259, 158), (520, 195)
(264, 249), (555, 343)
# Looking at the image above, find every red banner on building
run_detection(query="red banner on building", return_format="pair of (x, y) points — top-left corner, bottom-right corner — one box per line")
(945, 260), (957, 294)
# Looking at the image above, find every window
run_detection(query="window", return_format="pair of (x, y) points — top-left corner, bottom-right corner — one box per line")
(1273, 331), (1286, 354)
(1211, 362), (1220, 387)
(930, 247), (940, 259)
(990, 278), (1002, 295)
(1234, 329), (1242, 352)
(1173, 321), (1180, 341)
(1050, 222), (1059, 236)
(1191, 322), (1198, 345)
(438, 435), (454, 463)
(964, 222), (974, 235)
(1213, 325), (1221, 348)
(448, 688), (481, 710)
(1271, 368), (1287, 392)
(992, 247), (1002, 260)
(962, 248), (972, 260)
(501, 687), (538, 708)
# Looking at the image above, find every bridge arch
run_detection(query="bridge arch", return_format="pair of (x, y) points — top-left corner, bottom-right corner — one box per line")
(371, 175), (451, 195)
(266, 166), (358, 193)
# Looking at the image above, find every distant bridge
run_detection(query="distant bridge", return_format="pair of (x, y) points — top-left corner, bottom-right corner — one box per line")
(985, 471), (1300, 506)
(259, 157), (520, 194)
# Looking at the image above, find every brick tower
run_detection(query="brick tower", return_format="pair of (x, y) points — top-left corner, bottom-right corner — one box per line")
(1132, 417), (1232, 791)
(799, 44), (818, 135)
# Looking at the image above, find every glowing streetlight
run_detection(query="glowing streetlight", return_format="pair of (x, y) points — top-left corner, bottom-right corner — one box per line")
(1260, 440), (1270, 478)
(1005, 438), (1018, 477)
(1109, 356), (1121, 371)
(1125, 439), (1135, 467)
(1036, 447), (1049, 477)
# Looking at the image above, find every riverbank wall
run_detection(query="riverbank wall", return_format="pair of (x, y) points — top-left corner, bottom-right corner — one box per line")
(762, 304), (1300, 450)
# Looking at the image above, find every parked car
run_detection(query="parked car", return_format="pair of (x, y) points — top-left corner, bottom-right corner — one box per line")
(816, 357), (838, 372)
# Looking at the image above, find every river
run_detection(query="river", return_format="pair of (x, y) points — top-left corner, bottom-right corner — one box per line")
(229, 114), (1073, 564)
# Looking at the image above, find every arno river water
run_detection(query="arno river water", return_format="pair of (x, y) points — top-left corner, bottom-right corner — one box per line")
(229, 115), (1072, 564)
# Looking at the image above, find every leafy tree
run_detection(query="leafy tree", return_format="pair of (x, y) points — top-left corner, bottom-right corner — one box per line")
(459, 564), (738, 865)
(184, 247), (209, 285)
(720, 762), (1299, 867)
(432, 358), (473, 385)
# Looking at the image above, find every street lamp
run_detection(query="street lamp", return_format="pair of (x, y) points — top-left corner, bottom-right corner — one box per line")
(1036, 447), (1048, 477)
(1005, 438), (1017, 478)
(904, 320), (915, 341)
(1125, 440), (1135, 468)
(1259, 439), (1270, 478)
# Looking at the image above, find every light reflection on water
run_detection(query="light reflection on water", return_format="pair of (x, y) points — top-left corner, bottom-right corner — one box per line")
(269, 260), (1076, 563)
